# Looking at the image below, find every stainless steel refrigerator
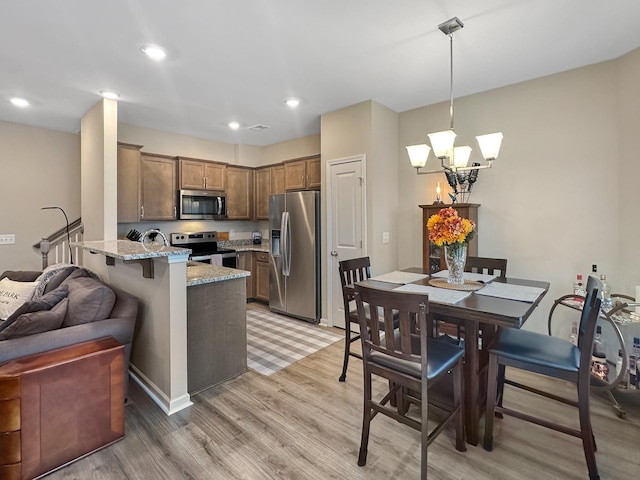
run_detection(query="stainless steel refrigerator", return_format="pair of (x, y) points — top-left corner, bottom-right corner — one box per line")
(269, 191), (320, 323)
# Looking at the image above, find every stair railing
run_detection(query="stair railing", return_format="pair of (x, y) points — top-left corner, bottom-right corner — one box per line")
(33, 218), (83, 269)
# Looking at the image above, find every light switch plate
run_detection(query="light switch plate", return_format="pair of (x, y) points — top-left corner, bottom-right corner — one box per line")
(382, 232), (390, 244)
(0, 234), (16, 245)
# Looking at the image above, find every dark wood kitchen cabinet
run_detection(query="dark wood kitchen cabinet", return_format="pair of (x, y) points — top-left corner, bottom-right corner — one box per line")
(179, 157), (226, 190)
(271, 164), (285, 195)
(140, 153), (178, 221)
(117, 144), (177, 222)
(117, 143), (142, 223)
(253, 251), (270, 303)
(284, 155), (321, 191)
(237, 251), (254, 300)
(254, 166), (271, 220)
(226, 166), (253, 220)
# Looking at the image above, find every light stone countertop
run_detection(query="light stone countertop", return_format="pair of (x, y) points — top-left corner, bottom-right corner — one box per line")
(232, 244), (270, 253)
(72, 239), (191, 260)
(186, 261), (250, 286)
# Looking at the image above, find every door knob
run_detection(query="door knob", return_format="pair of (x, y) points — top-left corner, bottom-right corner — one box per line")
(330, 251), (338, 256)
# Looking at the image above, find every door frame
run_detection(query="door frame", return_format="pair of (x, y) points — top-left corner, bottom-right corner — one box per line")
(325, 154), (367, 328)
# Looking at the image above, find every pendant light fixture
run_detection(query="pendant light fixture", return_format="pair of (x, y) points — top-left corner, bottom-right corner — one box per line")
(406, 17), (503, 201)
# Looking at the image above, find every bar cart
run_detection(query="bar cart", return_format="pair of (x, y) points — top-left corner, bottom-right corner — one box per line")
(548, 293), (640, 418)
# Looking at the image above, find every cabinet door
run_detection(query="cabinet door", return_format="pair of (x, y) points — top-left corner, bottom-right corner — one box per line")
(237, 251), (254, 300)
(254, 252), (270, 302)
(226, 166), (253, 220)
(306, 156), (321, 189)
(117, 143), (142, 222)
(284, 160), (306, 191)
(179, 159), (205, 190)
(203, 163), (226, 190)
(141, 154), (177, 221)
(254, 167), (271, 220)
(271, 164), (285, 195)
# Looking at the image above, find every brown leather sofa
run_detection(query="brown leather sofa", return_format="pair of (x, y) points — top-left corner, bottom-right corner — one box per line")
(0, 267), (139, 479)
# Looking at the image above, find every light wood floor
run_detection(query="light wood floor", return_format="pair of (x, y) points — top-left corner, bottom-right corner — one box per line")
(48, 309), (640, 479)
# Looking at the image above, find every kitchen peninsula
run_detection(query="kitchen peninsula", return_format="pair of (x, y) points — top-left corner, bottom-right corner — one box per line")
(72, 240), (250, 414)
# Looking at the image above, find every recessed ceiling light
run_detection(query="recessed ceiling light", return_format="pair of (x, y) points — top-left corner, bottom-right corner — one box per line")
(10, 97), (30, 107)
(99, 90), (120, 100)
(285, 98), (300, 108)
(228, 121), (240, 130)
(141, 44), (167, 61)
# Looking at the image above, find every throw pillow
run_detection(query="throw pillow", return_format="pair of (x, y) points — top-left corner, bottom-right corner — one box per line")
(0, 298), (68, 340)
(0, 285), (69, 333)
(0, 278), (38, 320)
(60, 275), (116, 327)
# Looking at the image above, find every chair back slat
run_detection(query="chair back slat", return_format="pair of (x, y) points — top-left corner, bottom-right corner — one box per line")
(355, 285), (427, 364)
(465, 256), (507, 279)
(577, 289), (602, 375)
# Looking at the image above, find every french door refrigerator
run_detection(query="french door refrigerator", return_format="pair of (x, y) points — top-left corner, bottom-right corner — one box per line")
(269, 190), (320, 323)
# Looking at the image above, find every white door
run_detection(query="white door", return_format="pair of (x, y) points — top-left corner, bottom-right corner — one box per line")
(327, 155), (366, 328)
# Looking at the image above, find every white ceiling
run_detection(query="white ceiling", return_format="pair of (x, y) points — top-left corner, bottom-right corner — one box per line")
(2, 0), (639, 147)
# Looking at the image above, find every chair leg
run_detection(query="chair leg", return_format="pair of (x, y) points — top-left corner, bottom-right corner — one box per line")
(577, 380), (600, 480)
(339, 320), (352, 382)
(358, 369), (372, 467)
(483, 353), (499, 451)
(421, 370), (429, 480)
(452, 359), (467, 452)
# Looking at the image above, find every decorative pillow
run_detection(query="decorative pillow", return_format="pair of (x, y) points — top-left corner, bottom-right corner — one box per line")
(60, 274), (116, 327)
(0, 278), (38, 320)
(0, 285), (69, 334)
(0, 298), (68, 340)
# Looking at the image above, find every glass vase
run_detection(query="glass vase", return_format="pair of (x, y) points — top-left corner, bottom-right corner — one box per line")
(444, 243), (467, 285)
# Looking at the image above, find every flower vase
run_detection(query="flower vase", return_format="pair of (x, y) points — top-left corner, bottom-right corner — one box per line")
(444, 244), (467, 285)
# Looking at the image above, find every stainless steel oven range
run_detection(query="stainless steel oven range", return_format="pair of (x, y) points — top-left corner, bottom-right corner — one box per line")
(170, 231), (237, 268)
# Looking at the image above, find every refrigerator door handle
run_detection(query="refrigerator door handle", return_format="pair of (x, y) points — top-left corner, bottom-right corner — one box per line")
(280, 211), (289, 276)
(283, 211), (292, 277)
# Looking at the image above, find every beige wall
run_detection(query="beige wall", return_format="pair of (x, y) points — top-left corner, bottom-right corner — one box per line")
(320, 100), (399, 322)
(0, 121), (80, 271)
(262, 134), (321, 165)
(616, 48), (640, 293)
(399, 57), (624, 333)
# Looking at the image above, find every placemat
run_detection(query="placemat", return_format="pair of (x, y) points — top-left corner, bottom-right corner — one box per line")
(474, 282), (546, 303)
(393, 283), (472, 304)
(428, 278), (484, 291)
(369, 271), (429, 284)
(431, 270), (497, 284)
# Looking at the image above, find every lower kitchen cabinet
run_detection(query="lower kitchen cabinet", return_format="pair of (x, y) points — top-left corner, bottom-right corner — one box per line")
(253, 251), (270, 303)
(237, 251), (254, 300)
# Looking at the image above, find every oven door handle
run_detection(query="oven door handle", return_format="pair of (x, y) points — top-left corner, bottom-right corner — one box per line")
(190, 255), (212, 262)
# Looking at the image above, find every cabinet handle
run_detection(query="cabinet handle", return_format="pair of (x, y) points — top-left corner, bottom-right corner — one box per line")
(141, 205), (144, 218)
(204, 177), (207, 188)
(174, 206), (177, 219)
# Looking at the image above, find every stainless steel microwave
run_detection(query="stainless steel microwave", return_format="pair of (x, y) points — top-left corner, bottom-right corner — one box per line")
(178, 189), (227, 220)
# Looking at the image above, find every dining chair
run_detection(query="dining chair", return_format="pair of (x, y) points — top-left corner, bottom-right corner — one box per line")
(337, 257), (372, 382)
(437, 256), (508, 339)
(354, 284), (466, 479)
(483, 285), (602, 480)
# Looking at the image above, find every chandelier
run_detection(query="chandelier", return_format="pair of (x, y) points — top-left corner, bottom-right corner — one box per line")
(406, 17), (503, 203)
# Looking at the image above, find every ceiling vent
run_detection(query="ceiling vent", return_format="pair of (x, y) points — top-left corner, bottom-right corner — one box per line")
(247, 124), (270, 132)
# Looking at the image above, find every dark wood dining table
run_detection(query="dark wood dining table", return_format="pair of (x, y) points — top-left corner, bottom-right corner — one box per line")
(352, 267), (550, 446)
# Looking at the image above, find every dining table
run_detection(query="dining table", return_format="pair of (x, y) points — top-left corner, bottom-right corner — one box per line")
(351, 267), (550, 446)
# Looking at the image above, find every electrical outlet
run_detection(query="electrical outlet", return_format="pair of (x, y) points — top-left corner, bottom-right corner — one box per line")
(382, 232), (390, 244)
(0, 234), (15, 245)
(592, 264), (597, 273)
(229, 229), (235, 239)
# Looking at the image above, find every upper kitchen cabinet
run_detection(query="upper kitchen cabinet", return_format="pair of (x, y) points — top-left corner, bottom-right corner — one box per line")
(284, 155), (321, 191)
(140, 153), (178, 221)
(226, 166), (253, 220)
(271, 164), (285, 195)
(117, 143), (142, 223)
(179, 157), (226, 191)
(254, 166), (271, 220)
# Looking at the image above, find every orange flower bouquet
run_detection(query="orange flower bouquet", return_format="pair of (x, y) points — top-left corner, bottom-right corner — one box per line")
(427, 207), (476, 284)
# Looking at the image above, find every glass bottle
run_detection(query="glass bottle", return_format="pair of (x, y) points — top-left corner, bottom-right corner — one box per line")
(615, 349), (625, 388)
(573, 274), (585, 302)
(569, 321), (578, 346)
(599, 274), (612, 309)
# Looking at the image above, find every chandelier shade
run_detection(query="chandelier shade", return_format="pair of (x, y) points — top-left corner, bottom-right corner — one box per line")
(406, 144), (431, 168)
(427, 130), (457, 158)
